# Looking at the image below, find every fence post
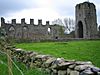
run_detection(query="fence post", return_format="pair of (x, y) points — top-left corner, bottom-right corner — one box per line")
(7, 46), (13, 75)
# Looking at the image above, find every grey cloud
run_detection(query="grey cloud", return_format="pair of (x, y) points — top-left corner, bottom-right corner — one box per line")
(53, 3), (75, 17)
(0, 0), (37, 16)
(59, 6), (74, 17)
(51, 0), (76, 17)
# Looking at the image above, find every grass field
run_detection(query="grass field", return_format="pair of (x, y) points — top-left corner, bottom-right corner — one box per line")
(0, 53), (48, 75)
(15, 40), (100, 67)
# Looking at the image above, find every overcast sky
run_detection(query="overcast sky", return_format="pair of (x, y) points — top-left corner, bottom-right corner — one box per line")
(0, 0), (100, 25)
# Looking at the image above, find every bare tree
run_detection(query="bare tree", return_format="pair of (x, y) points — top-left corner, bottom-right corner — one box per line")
(52, 18), (64, 26)
(52, 18), (75, 34)
(64, 18), (75, 34)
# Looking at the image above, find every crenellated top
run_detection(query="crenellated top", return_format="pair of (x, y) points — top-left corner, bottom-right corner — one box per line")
(21, 18), (25, 24)
(46, 21), (49, 25)
(38, 19), (42, 25)
(12, 19), (16, 24)
(1, 17), (50, 26)
(30, 19), (34, 24)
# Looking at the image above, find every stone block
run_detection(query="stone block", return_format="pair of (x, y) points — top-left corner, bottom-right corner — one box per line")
(67, 68), (71, 75)
(80, 68), (94, 75)
(57, 62), (74, 70)
(44, 57), (56, 68)
(98, 72), (100, 75)
(70, 70), (79, 75)
(58, 70), (67, 75)
(75, 61), (92, 65)
(75, 65), (93, 71)
(69, 64), (76, 69)
(52, 69), (58, 74)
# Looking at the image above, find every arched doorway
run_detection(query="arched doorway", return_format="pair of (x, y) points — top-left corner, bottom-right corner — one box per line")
(78, 21), (83, 38)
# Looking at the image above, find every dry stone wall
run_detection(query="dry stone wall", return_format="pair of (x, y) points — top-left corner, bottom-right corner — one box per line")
(11, 48), (100, 75)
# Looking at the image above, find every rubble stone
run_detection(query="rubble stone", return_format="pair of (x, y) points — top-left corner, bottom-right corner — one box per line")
(58, 70), (67, 75)
(10, 48), (100, 75)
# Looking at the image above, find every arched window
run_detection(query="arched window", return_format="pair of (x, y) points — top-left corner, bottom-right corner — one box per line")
(23, 26), (27, 30)
(9, 26), (15, 31)
(9, 26), (15, 38)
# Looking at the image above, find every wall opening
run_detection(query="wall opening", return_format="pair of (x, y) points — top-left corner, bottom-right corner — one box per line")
(48, 27), (51, 33)
(78, 21), (83, 38)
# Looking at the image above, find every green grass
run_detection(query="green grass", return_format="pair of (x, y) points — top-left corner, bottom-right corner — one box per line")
(0, 53), (48, 75)
(15, 40), (100, 67)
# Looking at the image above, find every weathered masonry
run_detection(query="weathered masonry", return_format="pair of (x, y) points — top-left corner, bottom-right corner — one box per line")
(1, 17), (63, 41)
(1, 1), (100, 41)
(75, 2), (98, 39)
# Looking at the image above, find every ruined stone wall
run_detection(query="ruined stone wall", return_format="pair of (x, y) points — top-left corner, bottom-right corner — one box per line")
(1, 17), (63, 41)
(11, 48), (100, 75)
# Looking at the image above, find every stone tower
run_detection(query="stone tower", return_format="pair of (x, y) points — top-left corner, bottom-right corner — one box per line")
(75, 2), (97, 39)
